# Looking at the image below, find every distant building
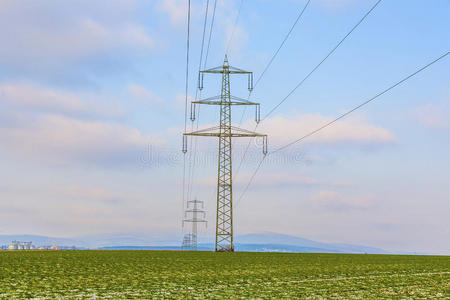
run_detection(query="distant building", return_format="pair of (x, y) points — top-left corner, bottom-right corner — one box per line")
(5, 241), (76, 250)
(36, 245), (59, 250)
(8, 241), (35, 250)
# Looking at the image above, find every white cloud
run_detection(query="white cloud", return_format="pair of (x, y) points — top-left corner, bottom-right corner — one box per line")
(0, 114), (164, 165)
(0, 20), (154, 63)
(212, 0), (248, 59)
(63, 186), (126, 204)
(312, 190), (374, 211)
(0, 82), (122, 118)
(157, 0), (188, 26)
(1, 83), (85, 112)
(225, 24), (248, 58)
(253, 113), (395, 148)
(0, 1), (155, 70)
(198, 172), (351, 189)
(240, 172), (319, 187)
(410, 103), (450, 130)
(314, 0), (362, 12)
(128, 84), (164, 104)
(174, 93), (195, 110)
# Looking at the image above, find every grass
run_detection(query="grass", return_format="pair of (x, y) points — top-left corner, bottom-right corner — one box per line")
(0, 250), (449, 299)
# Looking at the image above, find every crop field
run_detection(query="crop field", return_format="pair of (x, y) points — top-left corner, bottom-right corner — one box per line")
(0, 251), (449, 299)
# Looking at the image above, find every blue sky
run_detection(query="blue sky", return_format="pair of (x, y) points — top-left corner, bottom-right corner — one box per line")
(0, 0), (449, 254)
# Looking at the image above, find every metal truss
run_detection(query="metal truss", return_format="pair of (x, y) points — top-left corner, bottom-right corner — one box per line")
(183, 56), (267, 252)
(182, 199), (207, 251)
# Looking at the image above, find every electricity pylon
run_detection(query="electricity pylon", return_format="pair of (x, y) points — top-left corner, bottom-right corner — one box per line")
(183, 56), (267, 252)
(182, 199), (207, 250)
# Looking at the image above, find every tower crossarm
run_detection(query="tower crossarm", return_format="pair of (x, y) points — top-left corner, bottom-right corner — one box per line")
(197, 55), (254, 92)
(193, 95), (259, 106)
(201, 65), (251, 74)
(185, 209), (206, 216)
(183, 219), (207, 223)
(185, 126), (266, 138)
(184, 126), (267, 154)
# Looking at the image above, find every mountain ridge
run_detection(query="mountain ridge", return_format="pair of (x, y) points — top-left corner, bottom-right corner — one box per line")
(0, 232), (394, 254)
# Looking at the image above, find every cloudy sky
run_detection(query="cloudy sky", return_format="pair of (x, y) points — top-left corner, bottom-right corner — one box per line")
(0, 0), (449, 254)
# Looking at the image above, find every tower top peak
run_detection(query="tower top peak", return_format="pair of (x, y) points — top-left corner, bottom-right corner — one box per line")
(223, 55), (229, 67)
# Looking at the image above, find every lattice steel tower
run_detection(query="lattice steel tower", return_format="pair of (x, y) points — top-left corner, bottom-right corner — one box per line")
(183, 56), (267, 252)
(182, 199), (207, 250)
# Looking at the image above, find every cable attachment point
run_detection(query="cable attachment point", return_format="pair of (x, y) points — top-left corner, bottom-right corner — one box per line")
(198, 72), (204, 90)
(182, 135), (188, 154)
(263, 136), (268, 155)
(190, 103), (196, 122)
(255, 104), (261, 124)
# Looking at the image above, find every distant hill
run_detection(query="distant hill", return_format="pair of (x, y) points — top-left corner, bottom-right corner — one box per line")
(235, 233), (389, 254)
(0, 232), (394, 254)
(99, 246), (183, 251)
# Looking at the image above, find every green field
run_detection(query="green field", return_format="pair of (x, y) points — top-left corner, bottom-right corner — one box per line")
(0, 251), (449, 299)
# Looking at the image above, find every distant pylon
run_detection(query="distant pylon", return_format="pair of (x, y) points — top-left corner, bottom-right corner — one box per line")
(182, 199), (207, 250)
(183, 56), (267, 252)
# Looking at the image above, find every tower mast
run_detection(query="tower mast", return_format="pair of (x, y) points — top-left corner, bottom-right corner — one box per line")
(216, 55), (234, 251)
(183, 56), (268, 252)
(182, 199), (207, 250)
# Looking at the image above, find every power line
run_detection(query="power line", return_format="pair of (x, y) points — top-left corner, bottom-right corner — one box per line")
(198, 0), (210, 75)
(271, 51), (449, 154)
(233, 0), (312, 179)
(226, 0), (244, 55)
(234, 0), (382, 183)
(182, 0), (192, 228)
(255, 0), (311, 89)
(190, 0), (221, 202)
(182, 154), (187, 228)
(237, 0), (311, 125)
(236, 51), (449, 205)
(184, 0), (191, 134)
(187, 0), (210, 203)
(191, 0), (217, 202)
(236, 155), (266, 205)
(204, 0), (218, 68)
(187, 107), (201, 202)
(262, 0), (383, 121)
